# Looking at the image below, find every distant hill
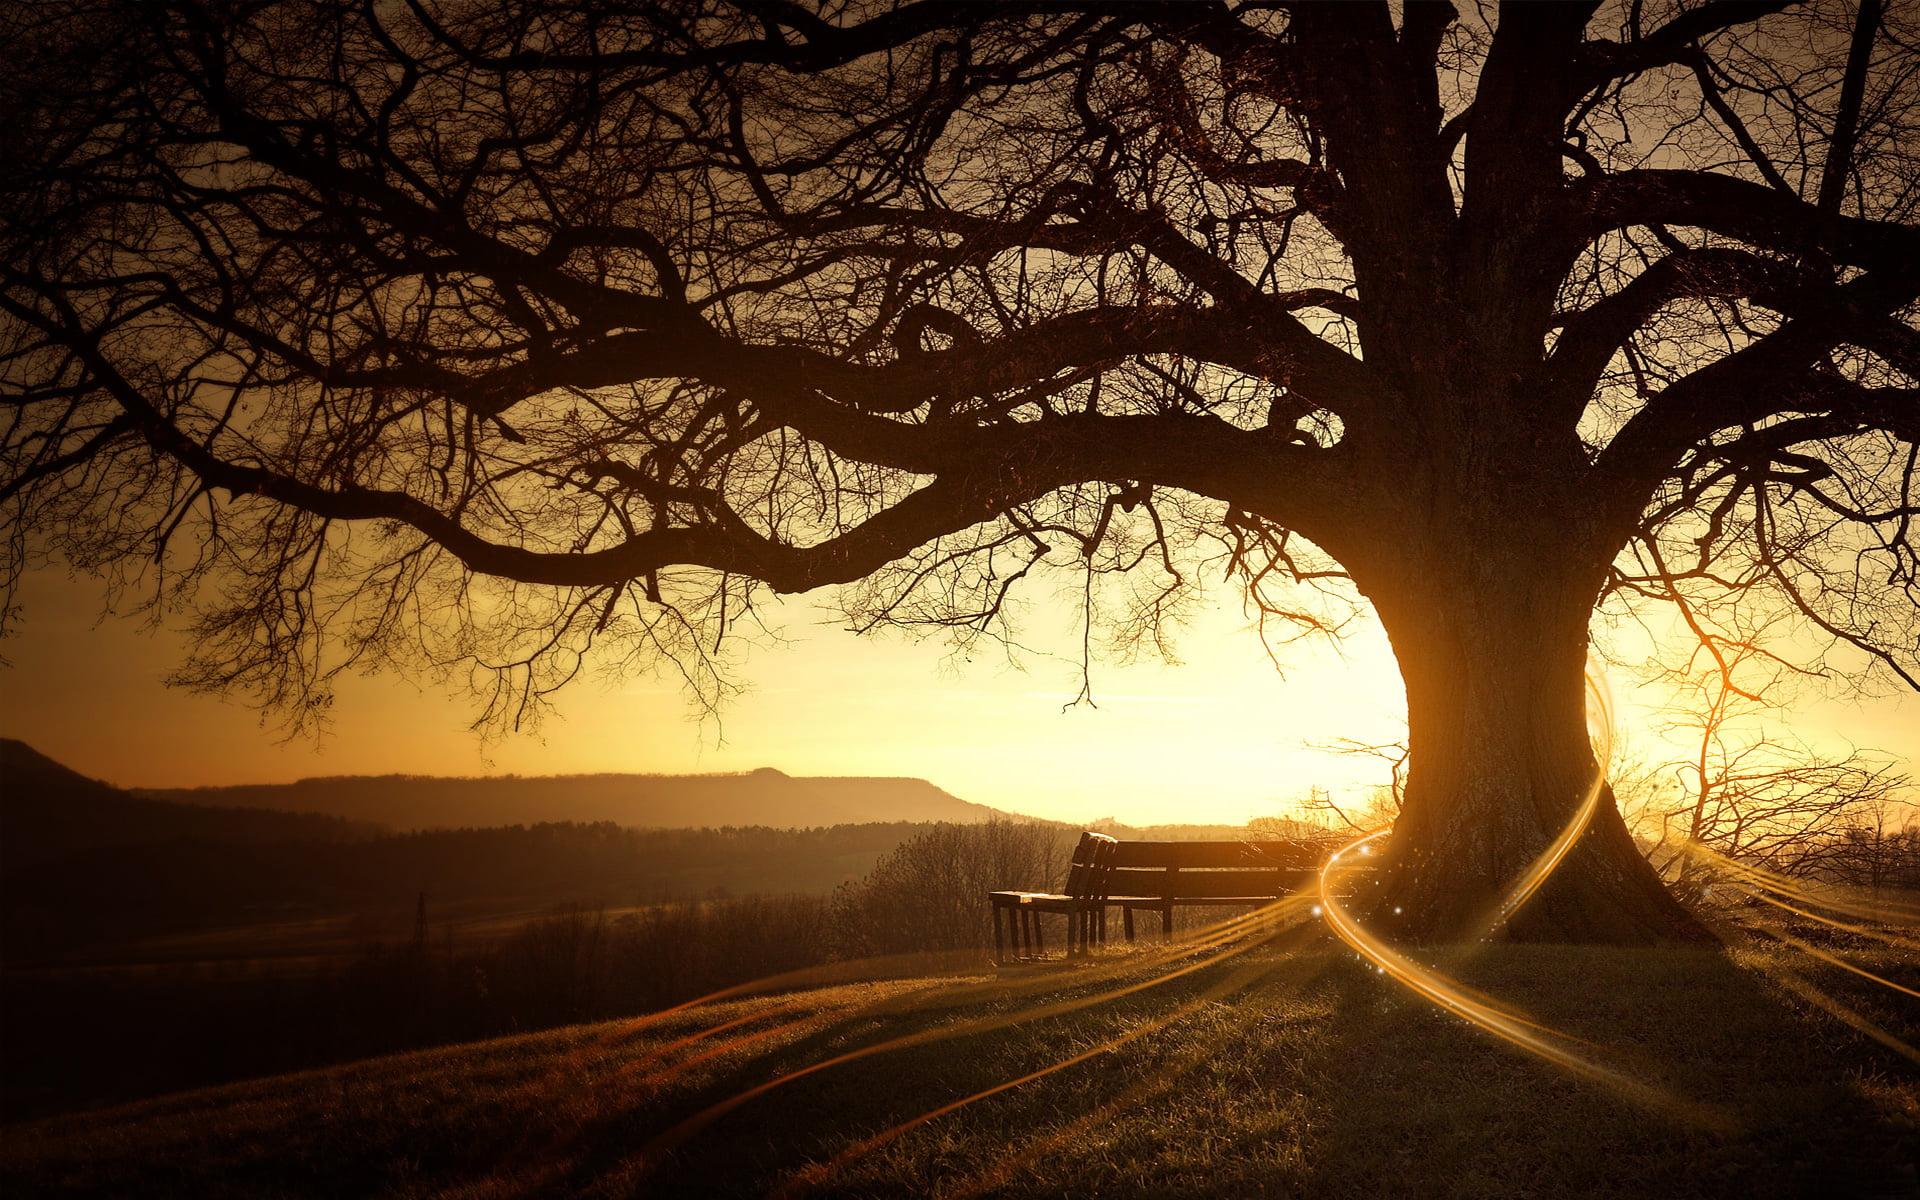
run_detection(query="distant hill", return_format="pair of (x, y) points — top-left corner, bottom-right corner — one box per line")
(2, 742), (1021, 963)
(133, 766), (1006, 831)
(0, 738), (373, 867)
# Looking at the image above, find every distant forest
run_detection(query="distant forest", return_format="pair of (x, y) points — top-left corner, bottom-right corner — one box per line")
(4, 818), (976, 960)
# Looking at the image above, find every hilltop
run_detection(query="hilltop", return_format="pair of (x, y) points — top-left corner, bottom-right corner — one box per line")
(4, 942), (1916, 1198)
(134, 765), (1005, 831)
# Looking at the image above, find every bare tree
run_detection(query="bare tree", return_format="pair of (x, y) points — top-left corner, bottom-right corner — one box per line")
(1298, 736), (1411, 829)
(1813, 802), (1920, 895)
(1615, 611), (1914, 905)
(4, 1), (1916, 941)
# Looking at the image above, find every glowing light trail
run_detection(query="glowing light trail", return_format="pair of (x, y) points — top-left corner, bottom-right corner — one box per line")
(632, 900), (1315, 1168)
(1724, 879), (1920, 953)
(935, 952), (1331, 1200)
(1468, 669), (1617, 940)
(1745, 959), (1920, 1067)
(1317, 829), (1729, 1129)
(1684, 841), (1920, 928)
(1749, 922), (1920, 1001)
(766, 918), (1313, 1199)
(1666, 841), (1920, 1063)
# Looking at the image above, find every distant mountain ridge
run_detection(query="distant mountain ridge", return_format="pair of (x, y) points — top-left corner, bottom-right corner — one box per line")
(0, 738), (372, 866)
(132, 765), (1006, 831)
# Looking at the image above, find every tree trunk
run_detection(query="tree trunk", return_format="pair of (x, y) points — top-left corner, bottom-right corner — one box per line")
(1354, 542), (1713, 945)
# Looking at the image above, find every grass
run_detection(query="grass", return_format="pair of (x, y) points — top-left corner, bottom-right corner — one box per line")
(3, 927), (1916, 1199)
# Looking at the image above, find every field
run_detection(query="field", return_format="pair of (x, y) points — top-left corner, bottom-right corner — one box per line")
(4, 928), (1915, 1199)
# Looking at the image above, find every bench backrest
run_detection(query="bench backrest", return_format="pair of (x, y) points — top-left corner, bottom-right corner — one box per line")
(1063, 831), (1119, 901)
(1101, 839), (1323, 901)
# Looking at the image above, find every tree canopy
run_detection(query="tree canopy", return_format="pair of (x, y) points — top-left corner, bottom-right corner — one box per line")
(3, 0), (1916, 940)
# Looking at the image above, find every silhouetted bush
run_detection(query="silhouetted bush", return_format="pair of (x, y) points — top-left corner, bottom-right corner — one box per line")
(832, 820), (1071, 956)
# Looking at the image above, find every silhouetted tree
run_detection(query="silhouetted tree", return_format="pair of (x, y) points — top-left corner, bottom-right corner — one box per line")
(4, 2), (1916, 941)
(1815, 806), (1920, 894)
(1622, 619), (1915, 904)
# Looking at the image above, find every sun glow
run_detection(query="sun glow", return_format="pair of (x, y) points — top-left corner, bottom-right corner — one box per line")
(1, 567), (1415, 825)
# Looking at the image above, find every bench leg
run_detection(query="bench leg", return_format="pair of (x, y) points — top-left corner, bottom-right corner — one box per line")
(992, 903), (1005, 965)
(1122, 906), (1135, 942)
(1161, 906), (1173, 940)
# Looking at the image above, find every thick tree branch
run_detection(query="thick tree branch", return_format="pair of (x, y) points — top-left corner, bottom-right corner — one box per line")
(1547, 249), (1821, 406)
(1577, 1), (1799, 88)
(1574, 170), (1920, 270)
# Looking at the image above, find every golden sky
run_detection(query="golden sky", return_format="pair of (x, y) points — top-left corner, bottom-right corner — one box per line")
(2, 565), (1912, 828)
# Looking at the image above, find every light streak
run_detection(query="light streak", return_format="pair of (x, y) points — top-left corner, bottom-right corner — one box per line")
(1467, 667), (1617, 940)
(936, 935), (1345, 1200)
(1741, 959), (1920, 1067)
(1722, 878), (1920, 953)
(1317, 829), (1730, 1129)
(765, 918), (1313, 1200)
(631, 899), (1315, 1168)
(484, 931), (1288, 1195)
(1683, 841), (1920, 928)
(1672, 841), (1920, 1062)
(487, 913), (1311, 1200)
(1748, 922), (1920, 1001)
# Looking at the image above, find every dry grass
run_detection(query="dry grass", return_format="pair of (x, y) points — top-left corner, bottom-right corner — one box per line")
(3, 932), (1916, 1199)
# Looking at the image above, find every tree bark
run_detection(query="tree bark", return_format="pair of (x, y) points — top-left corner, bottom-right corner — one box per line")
(1353, 538), (1713, 945)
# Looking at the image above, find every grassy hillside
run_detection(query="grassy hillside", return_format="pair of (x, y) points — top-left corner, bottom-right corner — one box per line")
(4, 938), (1915, 1199)
(3, 820), (1073, 1122)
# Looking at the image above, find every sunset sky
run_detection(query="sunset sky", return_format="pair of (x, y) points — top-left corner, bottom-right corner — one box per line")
(3, 563), (1912, 828)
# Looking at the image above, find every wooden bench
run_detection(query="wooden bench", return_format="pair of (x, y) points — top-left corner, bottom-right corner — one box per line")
(989, 833), (1329, 964)
(1103, 838), (1324, 941)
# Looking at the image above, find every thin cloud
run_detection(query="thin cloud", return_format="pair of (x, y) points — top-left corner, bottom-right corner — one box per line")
(1021, 692), (1225, 705)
